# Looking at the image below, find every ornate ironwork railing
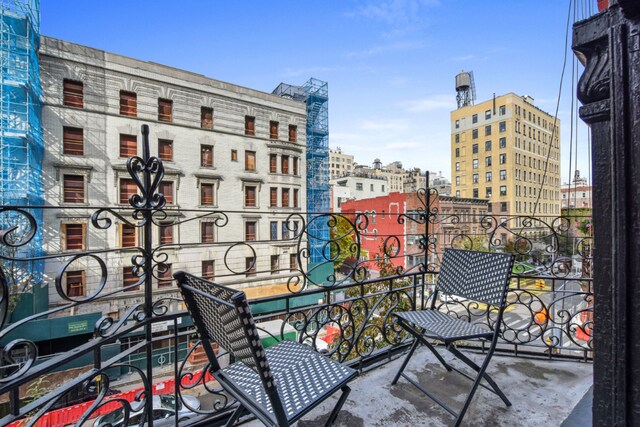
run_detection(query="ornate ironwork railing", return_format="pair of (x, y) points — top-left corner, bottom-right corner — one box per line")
(0, 124), (593, 426)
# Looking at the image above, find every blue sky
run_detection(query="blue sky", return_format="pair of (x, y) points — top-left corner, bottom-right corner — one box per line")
(41, 0), (593, 184)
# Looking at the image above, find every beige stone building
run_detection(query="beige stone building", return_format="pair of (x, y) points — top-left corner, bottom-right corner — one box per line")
(329, 147), (354, 179)
(450, 93), (561, 222)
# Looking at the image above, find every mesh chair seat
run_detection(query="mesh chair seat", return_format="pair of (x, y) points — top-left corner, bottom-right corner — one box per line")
(223, 340), (356, 420)
(395, 310), (493, 342)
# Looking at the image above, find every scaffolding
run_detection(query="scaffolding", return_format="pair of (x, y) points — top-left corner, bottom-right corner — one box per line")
(273, 78), (330, 278)
(1, 0), (44, 300)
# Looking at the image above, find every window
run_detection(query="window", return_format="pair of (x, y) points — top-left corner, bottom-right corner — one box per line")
(158, 98), (172, 122)
(63, 127), (84, 156)
(485, 141), (492, 151)
(201, 222), (215, 243)
(271, 255), (279, 275)
(500, 153), (507, 164)
(499, 121), (506, 132)
(455, 148), (460, 157)
(158, 139), (173, 162)
(485, 125), (492, 136)
(282, 222), (290, 240)
(245, 116), (255, 136)
(120, 134), (137, 158)
(245, 221), (257, 241)
(472, 114), (478, 124)
(66, 270), (85, 297)
(370, 184), (374, 191)
(486, 187), (492, 198)
(472, 129), (478, 139)
(473, 189), (478, 198)
(293, 157), (299, 175)
(456, 190), (460, 197)
(231, 149), (238, 161)
(245, 185), (256, 207)
(472, 173), (479, 184)
(485, 110), (491, 119)
(501, 202), (508, 212)
(201, 145), (213, 167)
(158, 264), (172, 288)
(120, 179), (137, 204)
(281, 155), (289, 174)
(159, 182), (173, 204)
(63, 175), (84, 203)
(292, 221), (300, 238)
(472, 144), (478, 154)
(159, 223), (173, 245)
(288, 125), (297, 142)
(270, 121), (278, 139)
(270, 188), (277, 207)
(201, 184), (214, 206)
(456, 162), (461, 171)
(455, 120), (460, 129)
(486, 172), (492, 182)
(455, 176), (460, 185)
(281, 188), (290, 207)
(120, 91), (137, 117)
(245, 257), (257, 277)
(270, 221), (278, 240)
(63, 223), (85, 251)
(499, 137), (507, 149)
(123, 267), (140, 292)
(356, 183), (363, 191)
(499, 105), (506, 115)
(472, 159), (478, 169)
(500, 170), (507, 180)
(485, 156), (492, 167)
(293, 189), (299, 208)
(201, 107), (213, 129)
(245, 151), (256, 171)
(269, 154), (277, 173)
(63, 79), (83, 108)
(202, 260), (215, 280)
(121, 224), (137, 247)
(500, 185), (507, 196)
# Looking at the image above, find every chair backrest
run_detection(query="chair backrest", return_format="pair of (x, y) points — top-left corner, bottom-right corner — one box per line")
(174, 272), (273, 381)
(436, 249), (514, 307)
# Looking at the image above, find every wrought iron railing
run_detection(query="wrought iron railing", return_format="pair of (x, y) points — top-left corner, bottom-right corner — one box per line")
(0, 124), (593, 426)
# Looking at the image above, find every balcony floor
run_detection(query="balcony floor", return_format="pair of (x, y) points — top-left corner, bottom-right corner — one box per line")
(248, 347), (593, 426)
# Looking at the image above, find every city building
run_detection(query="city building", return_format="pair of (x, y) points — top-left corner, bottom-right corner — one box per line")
(39, 36), (310, 320)
(451, 92), (561, 221)
(562, 170), (592, 209)
(330, 174), (389, 212)
(329, 147), (354, 179)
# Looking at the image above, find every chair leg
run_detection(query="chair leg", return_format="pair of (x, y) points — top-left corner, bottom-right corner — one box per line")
(447, 344), (511, 407)
(396, 319), (453, 373)
(324, 385), (351, 427)
(224, 404), (245, 427)
(392, 339), (420, 385)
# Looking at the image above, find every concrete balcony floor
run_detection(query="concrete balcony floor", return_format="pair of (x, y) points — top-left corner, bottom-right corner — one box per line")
(249, 347), (593, 427)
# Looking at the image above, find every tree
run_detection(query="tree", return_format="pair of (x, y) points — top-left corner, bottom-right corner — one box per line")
(329, 215), (358, 274)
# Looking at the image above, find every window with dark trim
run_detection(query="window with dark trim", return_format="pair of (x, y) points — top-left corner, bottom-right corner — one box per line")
(63, 127), (84, 156)
(231, 150), (238, 161)
(120, 179), (137, 204)
(63, 175), (84, 203)
(120, 134), (137, 158)
(245, 186), (256, 207)
(201, 184), (214, 206)
(245, 221), (257, 241)
(158, 139), (173, 162)
(269, 154), (277, 173)
(120, 91), (137, 117)
(158, 98), (173, 122)
(281, 188), (290, 207)
(270, 188), (277, 207)
(270, 221), (278, 240)
(201, 107), (213, 129)
(293, 157), (299, 175)
(270, 255), (279, 274)
(201, 222), (215, 243)
(290, 253), (298, 271)
(63, 223), (85, 251)
(282, 222), (290, 240)
(245, 257), (256, 277)
(158, 263), (172, 288)
(281, 155), (289, 174)
(121, 224), (137, 247)
(245, 151), (256, 171)
(66, 270), (85, 297)
(293, 189), (299, 208)
(63, 79), (83, 108)
(159, 223), (173, 245)
(159, 182), (173, 204)
(245, 116), (255, 136)
(270, 121), (278, 139)
(123, 267), (140, 292)
(288, 125), (297, 142)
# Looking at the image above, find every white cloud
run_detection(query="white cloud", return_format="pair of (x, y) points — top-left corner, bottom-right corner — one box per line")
(401, 94), (455, 112)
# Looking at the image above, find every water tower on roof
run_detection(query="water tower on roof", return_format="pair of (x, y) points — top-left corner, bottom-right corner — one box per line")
(455, 70), (476, 109)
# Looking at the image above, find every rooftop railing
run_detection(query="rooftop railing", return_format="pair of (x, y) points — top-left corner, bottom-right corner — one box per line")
(0, 125), (592, 426)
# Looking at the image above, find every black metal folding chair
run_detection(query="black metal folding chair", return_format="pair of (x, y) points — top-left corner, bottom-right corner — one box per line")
(174, 271), (357, 427)
(391, 249), (515, 427)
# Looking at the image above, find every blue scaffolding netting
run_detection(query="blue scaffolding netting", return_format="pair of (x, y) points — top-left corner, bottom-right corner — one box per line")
(1, 0), (44, 298)
(273, 78), (330, 275)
